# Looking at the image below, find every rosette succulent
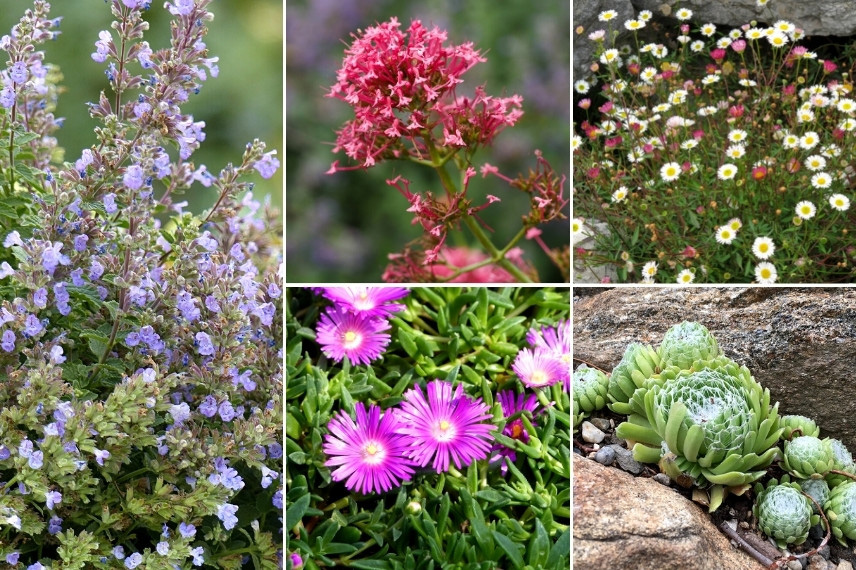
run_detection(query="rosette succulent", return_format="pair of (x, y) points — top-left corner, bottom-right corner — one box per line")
(615, 358), (782, 511)
(779, 414), (821, 440)
(754, 482), (817, 549)
(573, 364), (609, 414)
(799, 478), (830, 515)
(607, 343), (660, 415)
(825, 481), (856, 545)
(824, 438), (856, 488)
(783, 436), (834, 479)
(657, 321), (722, 371)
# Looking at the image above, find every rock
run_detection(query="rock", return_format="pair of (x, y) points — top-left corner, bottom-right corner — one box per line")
(629, 0), (856, 37)
(808, 555), (830, 570)
(573, 288), (856, 453)
(573, 454), (764, 569)
(594, 445), (616, 466)
(573, 218), (620, 283)
(837, 561), (854, 570)
(653, 473), (672, 486)
(582, 421), (606, 444)
(610, 444), (645, 475)
(786, 561), (803, 570)
(590, 417), (612, 432)
(572, 0), (636, 84)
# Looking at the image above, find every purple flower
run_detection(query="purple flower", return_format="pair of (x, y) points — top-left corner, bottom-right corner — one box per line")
(89, 259), (105, 280)
(124, 553), (143, 569)
(103, 193), (117, 214)
(268, 442), (283, 459)
(198, 395), (217, 418)
(231, 368), (256, 391)
(73, 234), (89, 251)
(75, 149), (94, 174)
(0, 445), (9, 460)
(490, 391), (539, 474)
(156, 541), (169, 555)
(113, 546), (126, 560)
(316, 307), (391, 366)
(9, 62), (28, 83)
(178, 522), (196, 538)
(169, 402), (191, 425)
(49, 345), (66, 364)
(323, 402), (414, 494)
(29, 451), (44, 469)
(526, 319), (570, 384)
(321, 287), (409, 318)
(395, 380), (495, 473)
(70, 268), (85, 286)
(92, 30), (111, 63)
(45, 490), (62, 510)
(42, 241), (70, 275)
(196, 231), (218, 252)
(195, 331), (215, 355)
(54, 282), (71, 315)
(123, 164), (145, 190)
(47, 515), (62, 535)
(290, 553), (302, 568)
(177, 291), (200, 322)
(24, 314), (43, 337)
(216, 503), (239, 530)
(273, 489), (283, 509)
(512, 348), (565, 389)
(218, 400), (236, 422)
(260, 466), (279, 489)
(94, 448), (110, 466)
(3, 231), (23, 248)
(0, 87), (15, 108)
(33, 288), (48, 309)
(190, 546), (204, 566)
(210, 458), (245, 491)
(204, 295), (220, 313)
(253, 150), (280, 179)
(6, 552), (19, 565)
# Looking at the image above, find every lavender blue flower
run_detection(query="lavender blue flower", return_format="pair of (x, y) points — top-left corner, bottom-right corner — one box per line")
(124, 553), (143, 569)
(29, 451), (44, 469)
(45, 490), (62, 510)
(190, 546), (204, 566)
(169, 402), (191, 425)
(178, 522), (196, 538)
(216, 503), (239, 530)
(198, 395), (217, 418)
(195, 331), (215, 355)
(47, 515), (62, 534)
(1, 330), (13, 352)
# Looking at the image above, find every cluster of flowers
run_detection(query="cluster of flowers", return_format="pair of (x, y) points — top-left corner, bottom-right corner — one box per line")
(573, 2), (856, 283)
(320, 306), (571, 493)
(327, 17), (568, 282)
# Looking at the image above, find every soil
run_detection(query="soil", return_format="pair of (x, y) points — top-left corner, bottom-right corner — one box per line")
(574, 407), (856, 568)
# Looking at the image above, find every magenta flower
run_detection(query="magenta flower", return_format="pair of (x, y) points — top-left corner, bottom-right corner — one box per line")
(512, 347), (566, 389)
(491, 390), (540, 474)
(316, 307), (391, 365)
(323, 402), (414, 494)
(320, 287), (409, 319)
(525, 319), (571, 389)
(395, 380), (495, 473)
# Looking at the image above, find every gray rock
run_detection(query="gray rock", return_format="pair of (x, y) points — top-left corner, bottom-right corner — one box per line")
(573, 288), (856, 453)
(582, 421), (607, 444)
(574, 454), (764, 569)
(610, 444), (645, 475)
(652, 473), (672, 486)
(630, 0), (856, 37)
(594, 445), (616, 466)
(572, 0), (636, 84)
(807, 555), (830, 570)
(837, 561), (854, 570)
(590, 417), (612, 432)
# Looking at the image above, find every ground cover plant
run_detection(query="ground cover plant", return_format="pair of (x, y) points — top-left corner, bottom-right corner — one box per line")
(322, 18), (569, 283)
(0, 1), (282, 567)
(574, 322), (856, 567)
(285, 287), (570, 569)
(573, 2), (856, 283)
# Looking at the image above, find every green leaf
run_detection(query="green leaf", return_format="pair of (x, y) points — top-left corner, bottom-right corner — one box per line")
(545, 529), (570, 568)
(349, 561), (391, 570)
(492, 529), (524, 569)
(527, 519), (549, 567)
(285, 493), (311, 531)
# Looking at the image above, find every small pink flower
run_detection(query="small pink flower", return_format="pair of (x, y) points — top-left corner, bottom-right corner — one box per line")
(710, 48), (726, 62)
(728, 105), (745, 119)
(598, 101), (613, 113)
(731, 39), (746, 53)
(681, 245), (697, 258)
(752, 165), (768, 180)
(823, 60), (838, 73)
(578, 98), (591, 109)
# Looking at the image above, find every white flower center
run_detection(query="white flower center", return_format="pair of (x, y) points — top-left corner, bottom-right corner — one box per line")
(342, 330), (363, 350)
(362, 441), (386, 465)
(432, 419), (456, 442)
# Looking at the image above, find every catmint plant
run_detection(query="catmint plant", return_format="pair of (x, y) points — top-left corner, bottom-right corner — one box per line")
(326, 18), (569, 283)
(0, 1), (282, 568)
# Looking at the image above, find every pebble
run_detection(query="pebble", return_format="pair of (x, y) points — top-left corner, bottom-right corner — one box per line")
(786, 560), (803, 570)
(581, 421), (606, 444)
(652, 473), (671, 486)
(807, 555), (828, 570)
(610, 444), (644, 475)
(594, 446), (616, 466)
(837, 561), (854, 570)
(590, 417), (611, 431)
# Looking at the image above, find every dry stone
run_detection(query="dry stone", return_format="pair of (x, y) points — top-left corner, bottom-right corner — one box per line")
(572, 287), (856, 453)
(573, 454), (764, 570)
(572, 0), (636, 82)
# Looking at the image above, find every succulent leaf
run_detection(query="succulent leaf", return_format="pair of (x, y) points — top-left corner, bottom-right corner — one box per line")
(657, 321), (722, 371)
(824, 481), (856, 546)
(783, 436), (834, 479)
(780, 414), (821, 440)
(754, 484), (815, 549)
(799, 478), (829, 515)
(573, 364), (609, 413)
(823, 438), (856, 488)
(607, 343), (660, 413)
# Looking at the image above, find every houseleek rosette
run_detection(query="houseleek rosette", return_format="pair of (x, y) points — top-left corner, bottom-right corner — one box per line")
(573, 364), (608, 413)
(607, 343), (660, 415)
(657, 321), (722, 371)
(799, 478), (830, 515)
(783, 436), (834, 479)
(780, 414), (820, 440)
(615, 358), (782, 511)
(754, 482), (817, 549)
(825, 481), (856, 545)
(824, 438), (856, 488)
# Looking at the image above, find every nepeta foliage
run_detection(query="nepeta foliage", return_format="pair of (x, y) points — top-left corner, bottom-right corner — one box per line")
(327, 18), (569, 283)
(0, 1), (282, 568)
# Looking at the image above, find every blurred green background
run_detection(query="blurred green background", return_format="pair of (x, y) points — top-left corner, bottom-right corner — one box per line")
(286, 0), (570, 282)
(0, 0), (283, 215)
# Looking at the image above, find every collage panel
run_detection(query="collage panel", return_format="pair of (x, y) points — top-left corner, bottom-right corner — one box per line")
(572, 287), (856, 569)
(286, 0), (570, 284)
(285, 286), (570, 568)
(0, 0), (284, 568)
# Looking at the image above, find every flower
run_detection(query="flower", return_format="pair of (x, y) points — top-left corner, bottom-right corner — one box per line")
(124, 553), (143, 569)
(512, 347), (566, 388)
(676, 269), (695, 284)
(45, 490), (62, 510)
(598, 10), (618, 22)
(805, 155), (827, 171)
(810, 172), (832, 189)
(179, 522), (197, 539)
(795, 201), (816, 220)
(254, 150), (280, 179)
(715, 226), (736, 244)
(323, 402), (414, 493)
(755, 262), (778, 284)
(752, 237), (776, 259)
(216, 503), (239, 530)
(829, 194), (850, 211)
(660, 162), (681, 182)
(316, 307), (391, 366)
(490, 390), (539, 474)
(641, 261), (658, 278)
(675, 8), (693, 20)
(395, 380), (494, 473)
(611, 186), (628, 202)
(320, 287), (409, 319)
(572, 218), (585, 236)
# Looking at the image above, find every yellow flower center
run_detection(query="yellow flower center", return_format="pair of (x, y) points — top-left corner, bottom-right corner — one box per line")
(343, 330), (363, 350)
(362, 441), (385, 465)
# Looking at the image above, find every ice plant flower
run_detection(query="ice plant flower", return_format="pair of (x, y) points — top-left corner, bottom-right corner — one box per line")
(512, 347), (566, 389)
(323, 402), (414, 494)
(316, 306), (391, 365)
(490, 390), (540, 475)
(395, 380), (495, 473)
(320, 287), (409, 319)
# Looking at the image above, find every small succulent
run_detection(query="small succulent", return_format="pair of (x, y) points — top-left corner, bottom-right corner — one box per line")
(754, 482), (818, 549)
(573, 364), (609, 413)
(573, 398), (584, 432)
(607, 343), (660, 415)
(615, 357), (782, 511)
(824, 438), (856, 488)
(779, 414), (821, 440)
(824, 481), (856, 546)
(799, 478), (830, 515)
(657, 321), (722, 371)
(783, 436), (834, 479)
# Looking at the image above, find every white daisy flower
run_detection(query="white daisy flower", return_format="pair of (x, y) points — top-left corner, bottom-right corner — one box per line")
(829, 193), (850, 211)
(676, 269), (695, 284)
(715, 226), (737, 244)
(752, 237), (775, 260)
(641, 261), (658, 277)
(754, 262), (777, 284)
(717, 164), (738, 180)
(795, 200), (816, 220)
(811, 172), (832, 189)
(660, 162), (682, 182)
(598, 10), (618, 22)
(805, 155), (826, 171)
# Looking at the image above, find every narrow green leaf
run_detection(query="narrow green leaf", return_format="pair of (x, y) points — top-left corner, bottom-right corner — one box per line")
(285, 493), (310, 531)
(545, 529), (570, 568)
(492, 530), (524, 569)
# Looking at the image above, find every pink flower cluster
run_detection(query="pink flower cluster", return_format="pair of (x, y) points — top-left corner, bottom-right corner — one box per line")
(327, 17), (522, 170)
(512, 319), (571, 390)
